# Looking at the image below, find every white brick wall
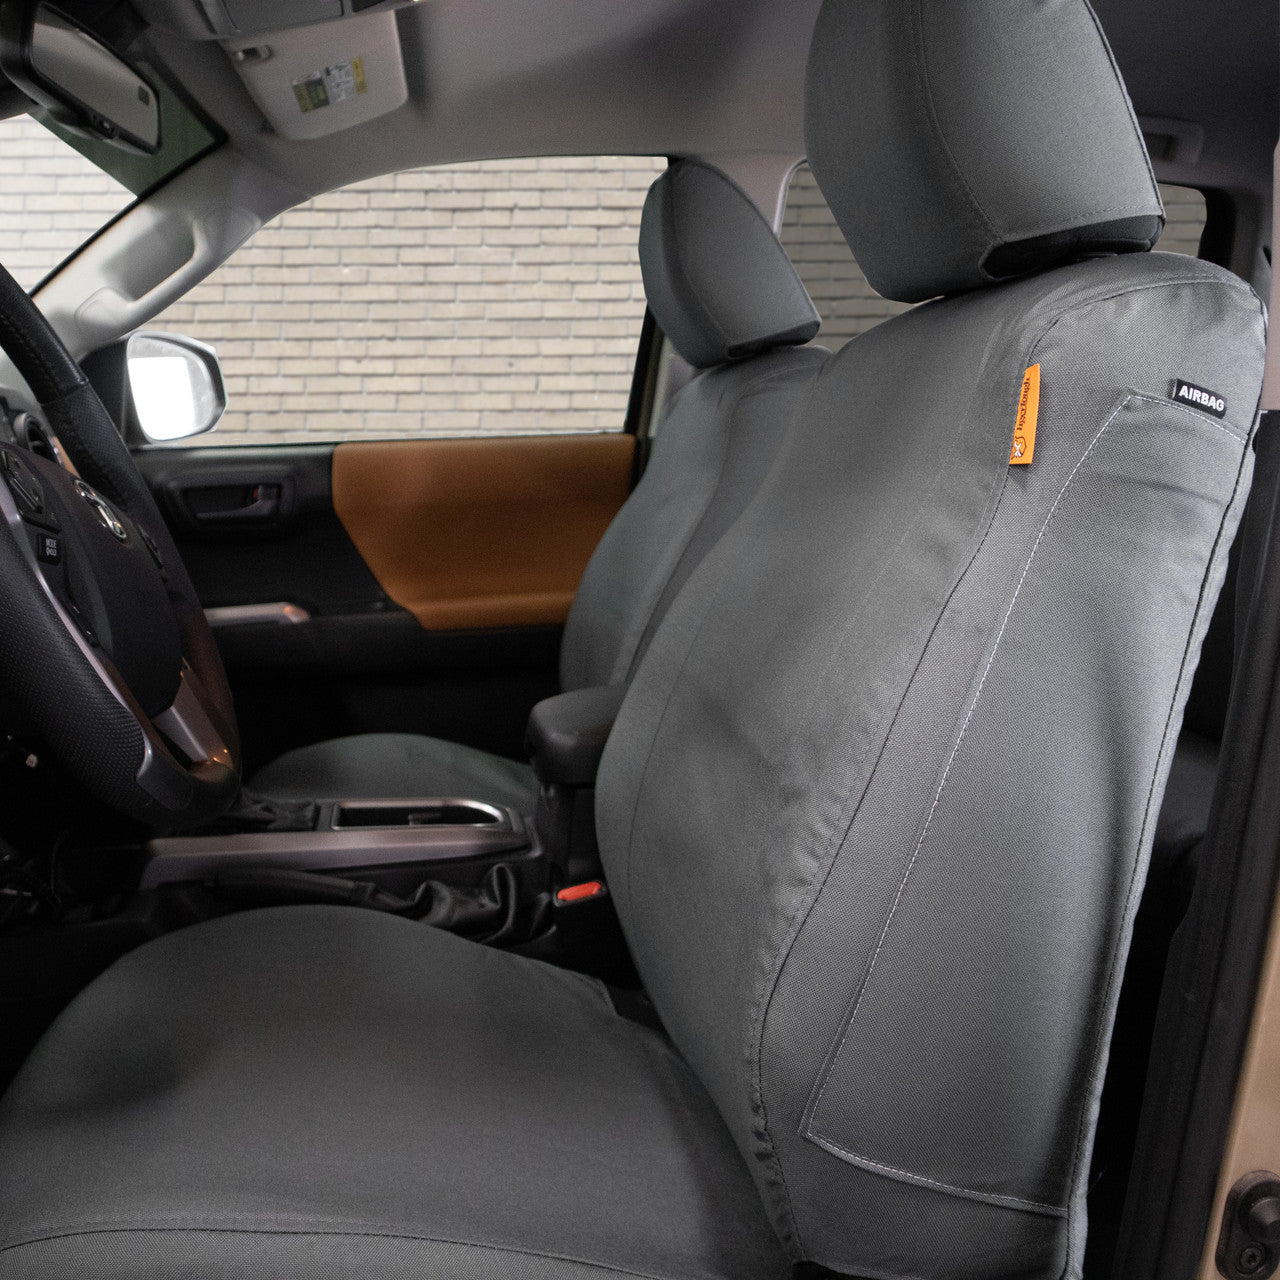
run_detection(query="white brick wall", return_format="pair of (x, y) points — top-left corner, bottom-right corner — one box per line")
(0, 118), (133, 290)
(150, 156), (666, 443)
(0, 119), (1208, 444)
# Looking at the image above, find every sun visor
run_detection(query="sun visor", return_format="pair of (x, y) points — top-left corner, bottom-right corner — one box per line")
(226, 8), (407, 140)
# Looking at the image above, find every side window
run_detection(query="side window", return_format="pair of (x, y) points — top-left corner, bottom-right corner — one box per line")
(780, 166), (1208, 351)
(780, 164), (911, 352)
(1158, 184), (1208, 255)
(146, 156), (665, 445)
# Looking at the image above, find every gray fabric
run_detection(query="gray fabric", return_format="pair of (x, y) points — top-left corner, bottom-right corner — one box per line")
(256, 343), (826, 809)
(255, 199), (824, 809)
(598, 251), (1265, 1279)
(562, 346), (826, 690)
(805, 0), (1165, 303)
(0, 906), (790, 1280)
(251, 732), (537, 812)
(639, 161), (820, 368)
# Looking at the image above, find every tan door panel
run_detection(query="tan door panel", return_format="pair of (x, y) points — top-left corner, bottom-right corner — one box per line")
(332, 434), (634, 630)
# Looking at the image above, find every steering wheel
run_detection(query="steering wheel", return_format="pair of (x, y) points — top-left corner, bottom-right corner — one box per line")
(0, 262), (240, 828)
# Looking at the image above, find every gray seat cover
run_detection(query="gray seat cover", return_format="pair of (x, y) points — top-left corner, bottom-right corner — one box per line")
(0, 907), (790, 1279)
(251, 730), (540, 809)
(594, 2), (1264, 1276)
(254, 162), (825, 805)
(0, 4), (1265, 1280)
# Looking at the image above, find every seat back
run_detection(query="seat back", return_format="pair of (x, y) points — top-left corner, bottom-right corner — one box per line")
(597, 3), (1266, 1278)
(560, 160), (825, 690)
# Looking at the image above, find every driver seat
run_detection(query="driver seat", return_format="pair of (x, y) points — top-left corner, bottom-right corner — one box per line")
(0, 2), (1264, 1278)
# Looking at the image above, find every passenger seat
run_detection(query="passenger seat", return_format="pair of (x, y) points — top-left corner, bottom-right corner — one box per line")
(252, 161), (827, 809)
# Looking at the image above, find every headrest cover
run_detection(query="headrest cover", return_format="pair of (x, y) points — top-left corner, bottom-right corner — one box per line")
(804, 0), (1165, 304)
(639, 161), (821, 368)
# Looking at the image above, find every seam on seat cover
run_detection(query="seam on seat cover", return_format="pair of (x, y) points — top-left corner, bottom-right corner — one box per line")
(1080, 0), (1162, 202)
(799, 379), (1257, 1226)
(802, 390), (1129, 1214)
(804, 1136), (1066, 1217)
(619, 353), (824, 685)
(0, 1223), (726, 1280)
(1050, 392), (1260, 1280)
(609, 372), (736, 687)
(751, 272), (1263, 1260)
(913, 0), (1160, 245)
(742, 336), (1017, 1249)
(909, 0), (996, 243)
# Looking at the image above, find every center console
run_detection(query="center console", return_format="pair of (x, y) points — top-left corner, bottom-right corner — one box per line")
(142, 798), (531, 888)
(135, 682), (631, 967)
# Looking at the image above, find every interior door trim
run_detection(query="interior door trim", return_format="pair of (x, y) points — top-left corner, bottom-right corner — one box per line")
(332, 433), (635, 631)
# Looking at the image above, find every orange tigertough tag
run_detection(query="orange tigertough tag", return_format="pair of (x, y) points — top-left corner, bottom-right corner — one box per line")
(1010, 364), (1040, 465)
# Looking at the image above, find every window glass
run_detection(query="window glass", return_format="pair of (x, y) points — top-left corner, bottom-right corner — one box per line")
(780, 166), (1209, 352)
(1159, 184), (1208, 256)
(0, 80), (221, 292)
(145, 156), (665, 445)
(0, 115), (134, 290)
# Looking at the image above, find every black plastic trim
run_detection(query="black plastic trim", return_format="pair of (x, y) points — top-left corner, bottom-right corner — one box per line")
(1114, 410), (1280, 1279)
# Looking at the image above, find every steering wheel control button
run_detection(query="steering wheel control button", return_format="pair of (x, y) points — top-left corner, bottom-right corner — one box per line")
(2, 450), (48, 519)
(35, 533), (61, 565)
(72, 479), (128, 544)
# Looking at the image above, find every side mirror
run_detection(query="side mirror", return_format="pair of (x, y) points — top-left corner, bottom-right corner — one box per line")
(0, 3), (161, 155)
(126, 332), (226, 444)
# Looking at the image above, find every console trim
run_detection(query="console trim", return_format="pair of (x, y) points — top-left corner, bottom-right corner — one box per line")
(142, 803), (529, 887)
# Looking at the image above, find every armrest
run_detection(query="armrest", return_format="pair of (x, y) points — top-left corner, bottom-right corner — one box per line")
(527, 683), (627, 787)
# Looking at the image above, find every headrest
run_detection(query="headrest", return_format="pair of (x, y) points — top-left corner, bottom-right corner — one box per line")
(639, 160), (821, 368)
(804, 0), (1165, 304)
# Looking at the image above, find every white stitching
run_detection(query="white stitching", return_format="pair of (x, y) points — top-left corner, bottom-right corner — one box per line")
(0, 1225), (694, 1280)
(810, 1133), (1066, 1217)
(803, 392), (1135, 1209)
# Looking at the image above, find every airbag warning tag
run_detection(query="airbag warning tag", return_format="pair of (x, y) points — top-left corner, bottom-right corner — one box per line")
(292, 57), (368, 114)
(1172, 379), (1227, 419)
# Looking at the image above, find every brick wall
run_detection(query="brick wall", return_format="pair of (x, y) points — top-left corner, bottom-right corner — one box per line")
(0, 117), (1207, 444)
(0, 117), (133, 291)
(151, 155), (665, 443)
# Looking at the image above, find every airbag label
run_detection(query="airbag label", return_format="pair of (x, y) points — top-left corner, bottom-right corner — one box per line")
(1173, 379), (1227, 419)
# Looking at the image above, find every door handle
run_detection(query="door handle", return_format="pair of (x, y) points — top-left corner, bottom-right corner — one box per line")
(156, 471), (300, 536)
(170, 481), (288, 529)
(190, 484), (281, 523)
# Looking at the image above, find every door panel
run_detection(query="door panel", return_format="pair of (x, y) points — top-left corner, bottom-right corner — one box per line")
(135, 434), (634, 775)
(332, 434), (635, 630)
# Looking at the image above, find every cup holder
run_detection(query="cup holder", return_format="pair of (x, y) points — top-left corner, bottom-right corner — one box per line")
(332, 799), (508, 830)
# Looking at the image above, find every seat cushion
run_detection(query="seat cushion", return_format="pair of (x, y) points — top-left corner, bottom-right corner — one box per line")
(251, 732), (538, 813)
(0, 907), (790, 1279)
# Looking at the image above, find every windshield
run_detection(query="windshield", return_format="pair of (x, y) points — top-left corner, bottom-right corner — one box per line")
(0, 66), (220, 290)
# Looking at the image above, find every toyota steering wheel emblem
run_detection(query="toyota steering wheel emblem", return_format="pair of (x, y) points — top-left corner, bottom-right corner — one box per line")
(73, 479), (128, 543)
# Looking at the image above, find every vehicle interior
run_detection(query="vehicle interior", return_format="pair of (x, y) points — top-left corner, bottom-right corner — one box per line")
(0, 0), (1277, 1277)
